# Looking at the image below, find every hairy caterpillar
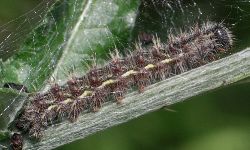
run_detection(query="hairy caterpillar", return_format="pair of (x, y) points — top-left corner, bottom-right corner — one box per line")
(7, 21), (232, 149)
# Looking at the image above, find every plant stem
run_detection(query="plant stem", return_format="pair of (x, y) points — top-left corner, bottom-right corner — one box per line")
(24, 48), (250, 150)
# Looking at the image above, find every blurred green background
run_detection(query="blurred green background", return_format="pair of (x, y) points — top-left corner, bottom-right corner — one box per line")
(0, 0), (250, 150)
(0, 0), (40, 25)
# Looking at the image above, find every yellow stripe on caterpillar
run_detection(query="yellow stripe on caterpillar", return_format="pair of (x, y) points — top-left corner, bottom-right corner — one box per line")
(99, 79), (117, 88)
(121, 70), (138, 77)
(79, 90), (93, 98)
(47, 105), (57, 110)
(161, 58), (172, 64)
(144, 64), (155, 70)
(62, 98), (73, 104)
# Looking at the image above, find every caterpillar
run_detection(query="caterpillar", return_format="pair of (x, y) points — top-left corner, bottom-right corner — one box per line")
(8, 21), (232, 149)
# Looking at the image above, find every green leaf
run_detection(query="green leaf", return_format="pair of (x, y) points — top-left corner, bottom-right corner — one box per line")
(0, 0), (140, 135)
(0, 89), (27, 130)
(1, 0), (139, 90)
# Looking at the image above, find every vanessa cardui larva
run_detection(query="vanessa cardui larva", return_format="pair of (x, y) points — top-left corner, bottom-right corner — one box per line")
(8, 21), (232, 149)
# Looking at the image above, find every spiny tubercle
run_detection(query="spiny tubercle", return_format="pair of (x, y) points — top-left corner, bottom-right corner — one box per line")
(16, 22), (233, 139)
